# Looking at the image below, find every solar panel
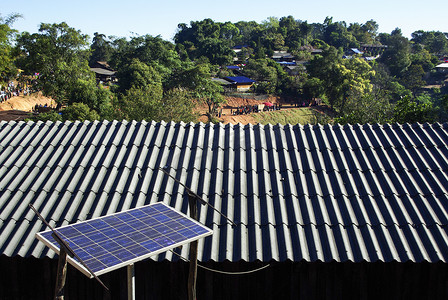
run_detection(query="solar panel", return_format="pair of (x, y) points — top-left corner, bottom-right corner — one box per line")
(36, 202), (213, 277)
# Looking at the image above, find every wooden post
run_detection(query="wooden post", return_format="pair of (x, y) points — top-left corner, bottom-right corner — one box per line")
(54, 247), (68, 300)
(127, 264), (135, 300)
(188, 193), (198, 300)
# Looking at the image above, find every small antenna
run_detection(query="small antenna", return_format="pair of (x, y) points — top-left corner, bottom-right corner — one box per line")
(159, 166), (236, 227)
(29, 204), (110, 292)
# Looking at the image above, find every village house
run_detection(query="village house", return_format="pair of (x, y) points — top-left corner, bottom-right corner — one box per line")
(223, 76), (256, 92)
(89, 61), (117, 84)
(272, 51), (295, 63)
(436, 62), (448, 74)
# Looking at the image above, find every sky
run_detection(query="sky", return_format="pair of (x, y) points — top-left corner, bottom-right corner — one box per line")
(2, 0), (447, 42)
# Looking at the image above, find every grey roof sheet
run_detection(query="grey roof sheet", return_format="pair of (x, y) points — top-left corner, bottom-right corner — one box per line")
(90, 68), (116, 76)
(1, 121), (448, 263)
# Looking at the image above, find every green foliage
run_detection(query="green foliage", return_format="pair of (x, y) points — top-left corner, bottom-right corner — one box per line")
(410, 48), (439, 72)
(68, 78), (115, 119)
(323, 19), (358, 49)
(303, 77), (325, 99)
(348, 20), (378, 45)
(118, 86), (163, 121)
(0, 13), (21, 82)
(378, 28), (411, 77)
(89, 32), (114, 65)
(393, 96), (435, 123)
(160, 89), (197, 123)
(401, 64), (426, 97)
(370, 63), (411, 102)
(307, 47), (374, 112)
(412, 30), (448, 55)
(253, 107), (329, 125)
(335, 92), (392, 124)
(243, 58), (280, 94)
(116, 58), (163, 95)
(197, 38), (234, 65)
(110, 34), (181, 81)
(8, 16), (447, 126)
(197, 80), (226, 115)
(118, 86), (196, 122)
(34, 110), (63, 122)
(15, 22), (91, 104)
(164, 61), (225, 115)
(61, 102), (100, 121)
(166, 62), (210, 91)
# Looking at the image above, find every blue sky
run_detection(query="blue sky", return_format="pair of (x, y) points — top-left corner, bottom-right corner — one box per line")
(2, 0), (447, 41)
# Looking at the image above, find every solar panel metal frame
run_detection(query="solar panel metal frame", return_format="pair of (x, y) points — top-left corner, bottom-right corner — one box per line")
(36, 202), (213, 278)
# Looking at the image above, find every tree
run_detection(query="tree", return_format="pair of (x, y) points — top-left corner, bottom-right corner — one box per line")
(110, 34), (181, 82)
(348, 20), (379, 45)
(392, 95), (435, 123)
(119, 86), (164, 121)
(160, 89), (197, 123)
(15, 22), (91, 105)
(198, 81), (225, 116)
(410, 47), (439, 72)
(197, 37), (234, 65)
(89, 32), (114, 65)
(401, 64), (426, 97)
(322, 18), (357, 49)
(0, 13), (21, 82)
(243, 58), (279, 94)
(335, 91), (392, 124)
(370, 63), (411, 102)
(303, 77), (325, 99)
(118, 86), (196, 122)
(61, 102), (100, 121)
(307, 47), (374, 113)
(412, 30), (448, 55)
(165, 62), (210, 91)
(115, 58), (163, 95)
(378, 28), (411, 77)
(220, 22), (240, 41)
(68, 78), (115, 119)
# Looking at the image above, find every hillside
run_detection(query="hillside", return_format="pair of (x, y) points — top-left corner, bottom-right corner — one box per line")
(0, 93), (55, 122)
(0, 93), (333, 125)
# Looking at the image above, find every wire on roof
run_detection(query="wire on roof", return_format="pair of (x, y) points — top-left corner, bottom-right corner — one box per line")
(169, 249), (271, 275)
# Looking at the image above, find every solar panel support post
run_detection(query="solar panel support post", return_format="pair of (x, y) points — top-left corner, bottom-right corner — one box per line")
(187, 192), (199, 300)
(127, 264), (135, 300)
(54, 247), (68, 300)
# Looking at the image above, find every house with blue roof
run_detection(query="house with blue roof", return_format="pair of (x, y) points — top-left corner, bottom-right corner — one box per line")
(223, 76), (256, 92)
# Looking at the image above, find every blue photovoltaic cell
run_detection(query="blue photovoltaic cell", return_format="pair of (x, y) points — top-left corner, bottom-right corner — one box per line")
(36, 202), (213, 277)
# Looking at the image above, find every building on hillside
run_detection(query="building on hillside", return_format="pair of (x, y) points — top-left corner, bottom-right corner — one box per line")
(310, 48), (323, 55)
(436, 63), (448, 74)
(1, 121), (448, 299)
(272, 51), (295, 63)
(89, 61), (116, 84)
(232, 45), (250, 64)
(360, 44), (388, 55)
(345, 48), (364, 57)
(223, 76), (256, 92)
(277, 61), (305, 76)
(225, 65), (243, 75)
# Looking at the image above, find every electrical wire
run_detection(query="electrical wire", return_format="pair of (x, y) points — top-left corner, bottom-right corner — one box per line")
(169, 249), (271, 275)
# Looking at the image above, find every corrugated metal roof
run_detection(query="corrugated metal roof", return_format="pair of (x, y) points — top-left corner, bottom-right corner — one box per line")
(1, 120), (448, 263)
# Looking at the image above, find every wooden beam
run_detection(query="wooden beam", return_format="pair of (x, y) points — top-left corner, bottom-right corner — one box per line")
(187, 193), (198, 300)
